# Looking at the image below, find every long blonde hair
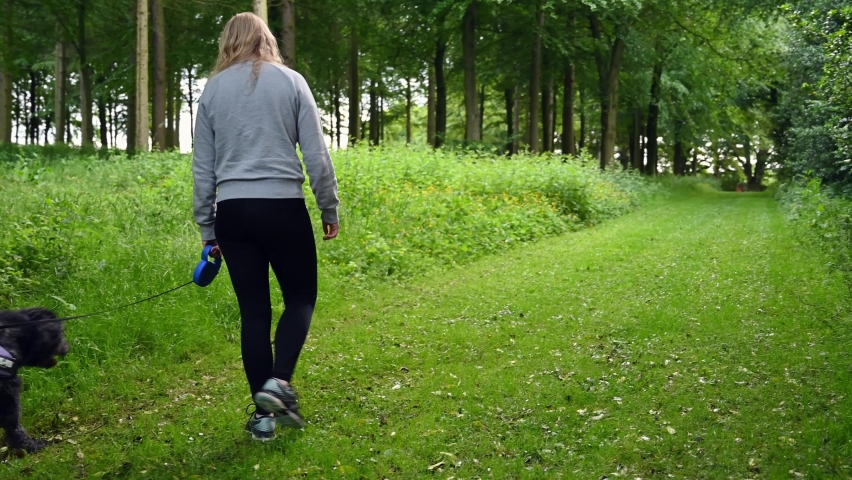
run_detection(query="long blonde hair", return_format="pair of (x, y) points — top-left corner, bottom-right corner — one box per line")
(212, 12), (283, 78)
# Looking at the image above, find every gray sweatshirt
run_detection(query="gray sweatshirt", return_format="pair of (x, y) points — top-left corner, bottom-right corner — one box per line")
(192, 61), (339, 241)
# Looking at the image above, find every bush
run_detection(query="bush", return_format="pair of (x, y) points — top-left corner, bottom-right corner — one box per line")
(778, 178), (852, 286)
(0, 145), (657, 307)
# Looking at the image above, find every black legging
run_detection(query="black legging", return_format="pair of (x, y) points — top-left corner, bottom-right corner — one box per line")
(215, 198), (317, 413)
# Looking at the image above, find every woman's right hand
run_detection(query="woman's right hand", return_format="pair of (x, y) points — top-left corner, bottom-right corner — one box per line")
(323, 222), (339, 241)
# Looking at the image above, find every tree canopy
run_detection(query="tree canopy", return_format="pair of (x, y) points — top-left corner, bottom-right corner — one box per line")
(0, 0), (847, 185)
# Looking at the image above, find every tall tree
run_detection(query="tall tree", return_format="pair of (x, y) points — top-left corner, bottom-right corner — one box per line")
(630, 109), (642, 170)
(252, 0), (268, 24)
(589, 13), (626, 169)
(405, 78), (412, 143)
(529, 4), (543, 153)
(152, 0), (167, 151)
(78, 0), (94, 147)
(348, 24), (360, 145)
(462, 0), (480, 142)
(434, 38), (447, 148)
(53, 33), (67, 146)
(646, 54), (663, 175)
(135, 0), (149, 152)
(542, 75), (554, 151)
(0, 0), (14, 143)
(562, 61), (575, 155)
(281, 0), (295, 68)
(427, 64), (436, 146)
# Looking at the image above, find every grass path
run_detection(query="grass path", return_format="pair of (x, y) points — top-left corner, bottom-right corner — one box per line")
(4, 190), (852, 479)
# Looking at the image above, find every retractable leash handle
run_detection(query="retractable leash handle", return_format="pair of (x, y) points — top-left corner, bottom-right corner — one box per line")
(193, 245), (222, 287)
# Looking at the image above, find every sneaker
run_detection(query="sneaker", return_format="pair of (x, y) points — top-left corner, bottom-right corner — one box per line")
(245, 412), (276, 442)
(253, 378), (307, 429)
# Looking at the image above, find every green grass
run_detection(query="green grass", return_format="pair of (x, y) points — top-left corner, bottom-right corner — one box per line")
(1, 152), (851, 478)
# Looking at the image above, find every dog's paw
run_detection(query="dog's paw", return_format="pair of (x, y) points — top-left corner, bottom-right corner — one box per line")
(25, 438), (48, 453)
(8, 438), (47, 454)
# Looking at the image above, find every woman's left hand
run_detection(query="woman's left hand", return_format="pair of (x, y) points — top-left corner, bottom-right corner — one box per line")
(203, 240), (222, 258)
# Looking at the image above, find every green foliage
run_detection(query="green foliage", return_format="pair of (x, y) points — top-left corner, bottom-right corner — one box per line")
(0, 147), (655, 309)
(321, 147), (655, 282)
(779, 1), (852, 185)
(778, 177), (852, 286)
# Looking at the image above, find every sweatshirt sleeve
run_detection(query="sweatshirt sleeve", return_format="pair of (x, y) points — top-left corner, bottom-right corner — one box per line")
(192, 101), (218, 241)
(296, 75), (340, 224)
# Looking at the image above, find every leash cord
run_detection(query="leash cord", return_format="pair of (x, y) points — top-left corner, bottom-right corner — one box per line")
(0, 281), (195, 330)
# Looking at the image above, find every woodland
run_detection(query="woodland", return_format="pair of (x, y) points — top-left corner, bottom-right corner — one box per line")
(0, 0), (847, 189)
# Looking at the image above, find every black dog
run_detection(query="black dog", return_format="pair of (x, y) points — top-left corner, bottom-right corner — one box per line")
(0, 308), (70, 453)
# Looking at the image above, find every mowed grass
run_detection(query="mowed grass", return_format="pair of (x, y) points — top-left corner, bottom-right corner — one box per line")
(1, 153), (851, 477)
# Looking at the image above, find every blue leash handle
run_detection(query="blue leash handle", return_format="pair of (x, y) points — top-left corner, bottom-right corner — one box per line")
(193, 245), (222, 287)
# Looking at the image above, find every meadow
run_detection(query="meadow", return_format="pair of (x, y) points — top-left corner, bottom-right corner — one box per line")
(1, 148), (851, 478)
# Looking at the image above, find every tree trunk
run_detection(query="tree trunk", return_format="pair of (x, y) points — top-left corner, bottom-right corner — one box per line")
(108, 99), (115, 147)
(186, 67), (194, 146)
(630, 108), (642, 171)
(542, 76), (553, 152)
(127, 75), (136, 152)
(435, 39), (447, 148)
(529, 4), (544, 153)
(552, 87), (558, 152)
(561, 63), (575, 155)
(0, 0), (11, 143)
(53, 38), (67, 145)
(590, 14), (626, 169)
(0, 67), (10, 144)
(368, 79), (378, 146)
(505, 87), (514, 155)
(427, 65), (436, 147)
(646, 59), (663, 176)
(348, 25), (360, 146)
(380, 88), (385, 143)
(98, 95), (108, 149)
(281, 0), (295, 68)
(135, 0), (149, 152)
(252, 0), (268, 24)
(152, 0), (166, 151)
(512, 85), (520, 154)
(14, 85), (21, 143)
(27, 69), (38, 145)
(166, 70), (175, 149)
(174, 93), (181, 151)
(405, 78), (412, 144)
(170, 70), (181, 149)
(578, 88), (586, 152)
(334, 80), (341, 148)
(462, 0), (480, 142)
(673, 127), (686, 176)
(479, 84), (485, 139)
(741, 135), (753, 183)
(79, 0), (94, 148)
(754, 148), (767, 187)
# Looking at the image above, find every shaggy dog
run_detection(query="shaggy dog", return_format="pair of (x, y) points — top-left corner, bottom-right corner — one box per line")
(0, 308), (70, 453)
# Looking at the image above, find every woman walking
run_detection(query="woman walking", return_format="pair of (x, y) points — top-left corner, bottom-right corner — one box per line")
(192, 12), (339, 441)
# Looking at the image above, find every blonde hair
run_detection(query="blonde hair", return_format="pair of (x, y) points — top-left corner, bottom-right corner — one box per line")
(212, 12), (283, 78)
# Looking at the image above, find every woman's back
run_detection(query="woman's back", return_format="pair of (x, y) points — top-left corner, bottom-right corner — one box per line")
(193, 61), (338, 237)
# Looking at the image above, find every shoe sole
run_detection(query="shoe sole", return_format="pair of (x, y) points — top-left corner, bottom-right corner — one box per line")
(254, 392), (306, 429)
(245, 428), (275, 442)
(248, 432), (274, 442)
(276, 411), (306, 429)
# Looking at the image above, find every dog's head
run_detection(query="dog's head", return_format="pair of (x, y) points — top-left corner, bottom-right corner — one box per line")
(12, 308), (71, 368)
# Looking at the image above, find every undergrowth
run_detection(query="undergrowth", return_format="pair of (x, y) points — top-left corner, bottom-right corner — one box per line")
(0, 145), (656, 308)
(778, 178), (852, 288)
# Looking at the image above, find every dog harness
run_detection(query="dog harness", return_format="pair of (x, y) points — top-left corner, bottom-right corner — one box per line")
(0, 345), (18, 379)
